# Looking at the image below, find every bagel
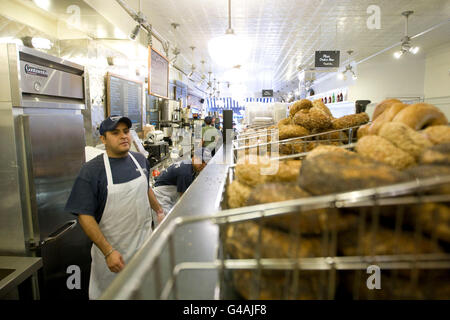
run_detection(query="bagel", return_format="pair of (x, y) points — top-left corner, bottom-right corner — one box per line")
(372, 99), (403, 120)
(312, 99), (333, 118)
(332, 112), (369, 130)
(289, 99), (312, 117)
(292, 107), (332, 132)
(278, 124), (309, 140)
(421, 125), (450, 145)
(378, 122), (432, 160)
(392, 103), (448, 130)
(356, 135), (416, 170)
(277, 117), (292, 127)
(356, 123), (370, 139)
(367, 102), (407, 135)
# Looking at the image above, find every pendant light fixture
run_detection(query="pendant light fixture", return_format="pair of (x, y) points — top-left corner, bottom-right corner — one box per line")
(337, 50), (357, 80)
(208, 0), (250, 68)
(394, 11), (420, 59)
(187, 46), (196, 78)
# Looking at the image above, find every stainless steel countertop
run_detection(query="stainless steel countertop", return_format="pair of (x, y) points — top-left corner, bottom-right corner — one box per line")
(101, 143), (233, 299)
(0, 256), (43, 298)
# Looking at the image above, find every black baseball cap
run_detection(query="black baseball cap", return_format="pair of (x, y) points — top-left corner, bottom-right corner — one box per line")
(99, 115), (132, 135)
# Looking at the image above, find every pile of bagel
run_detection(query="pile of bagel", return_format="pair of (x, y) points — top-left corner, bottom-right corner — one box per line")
(355, 99), (450, 170)
(275, 99), (369, 154)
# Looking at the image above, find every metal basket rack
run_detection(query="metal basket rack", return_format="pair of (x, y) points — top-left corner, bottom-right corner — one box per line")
(100, 132), (450, 299)
(232, 124), (366, 163)
(104, 173), (450, 300)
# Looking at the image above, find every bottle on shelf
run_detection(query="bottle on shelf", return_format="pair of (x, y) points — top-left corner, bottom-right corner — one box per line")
(332, 93), (335, 103)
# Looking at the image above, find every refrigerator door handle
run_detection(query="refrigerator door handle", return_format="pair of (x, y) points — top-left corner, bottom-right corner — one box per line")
(40, 219), (78, 246)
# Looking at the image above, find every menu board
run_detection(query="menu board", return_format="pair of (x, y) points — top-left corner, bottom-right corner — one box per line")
(106, 73), (143, 132)
(149, 47), (169, 99)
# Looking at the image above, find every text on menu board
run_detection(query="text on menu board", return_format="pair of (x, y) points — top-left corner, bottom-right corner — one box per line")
(107, 74), (143, 132)
(315, 51), (340, 68)
(149, 47), (169, 98)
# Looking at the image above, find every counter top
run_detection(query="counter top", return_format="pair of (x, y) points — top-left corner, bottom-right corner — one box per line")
(0, 256), (43, 298)
(101, 143), (233, 299)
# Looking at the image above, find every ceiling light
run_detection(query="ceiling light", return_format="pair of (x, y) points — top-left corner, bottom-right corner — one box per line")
(394, 51), (403, 59)
(33, 0), (50, 10)
(409, 46), (419, 54)
(394, 11), (420, 59)
(130, 24), (141, 41)
(337, 50), (357, 80)
(31, 37), (53, 50)
(208, 0), (250, 67)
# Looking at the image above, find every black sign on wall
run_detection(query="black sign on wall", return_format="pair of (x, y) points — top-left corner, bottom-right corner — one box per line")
(315, 51), (340, 68)
(262, 89), (273, 97)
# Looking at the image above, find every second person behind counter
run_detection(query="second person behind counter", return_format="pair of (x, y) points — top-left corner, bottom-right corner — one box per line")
(152, 148), (212, 223)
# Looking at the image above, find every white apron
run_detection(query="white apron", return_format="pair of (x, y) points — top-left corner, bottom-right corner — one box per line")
(89, 152), (153, 299)
(152, 185), (180, 224)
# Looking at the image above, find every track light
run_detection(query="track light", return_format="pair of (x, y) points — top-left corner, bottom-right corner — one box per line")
(394, 51), (403, 59)
(129, 24), (141, 40)
(394, 11), (420, 59)
(337, 50), (357, 80)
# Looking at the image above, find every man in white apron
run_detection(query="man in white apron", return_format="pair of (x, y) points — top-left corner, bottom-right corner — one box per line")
(65, 116), (165, 299)
(152, 148), (212, 218)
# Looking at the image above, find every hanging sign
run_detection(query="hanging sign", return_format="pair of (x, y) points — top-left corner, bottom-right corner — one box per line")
(315, 51), (340, 68)
(262, 89), (273, 97)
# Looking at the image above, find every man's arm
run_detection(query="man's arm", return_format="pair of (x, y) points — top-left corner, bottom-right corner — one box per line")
(148, 188), (165, 223)
(78, 214), (125, 273)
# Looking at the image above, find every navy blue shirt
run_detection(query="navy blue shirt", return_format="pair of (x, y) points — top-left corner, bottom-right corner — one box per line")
(65, 151), (150, 223)
(154, 160), (195, 193)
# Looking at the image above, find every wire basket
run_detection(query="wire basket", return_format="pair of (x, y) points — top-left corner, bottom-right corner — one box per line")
(233, 124), (365, 163)
(134, 173), (450, 300)
(102, 132), (450, 300)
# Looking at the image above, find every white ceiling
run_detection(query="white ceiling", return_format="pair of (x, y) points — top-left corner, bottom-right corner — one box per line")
(19, 0), (450, 97)
(129, 0), (450, 95)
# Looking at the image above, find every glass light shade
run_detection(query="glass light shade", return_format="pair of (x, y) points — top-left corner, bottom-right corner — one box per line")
(31, 37), (53, 50)
(34, 0), (50, 10)
(337, 72), (345, 80)
(394, 51), (403, 59)
(208, 33), (250, 68)
(352, 73), (358, 80)
(409, 46), (419, 54)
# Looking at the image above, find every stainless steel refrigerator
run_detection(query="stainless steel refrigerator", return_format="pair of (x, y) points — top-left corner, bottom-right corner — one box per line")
(0, 44), (91, 299)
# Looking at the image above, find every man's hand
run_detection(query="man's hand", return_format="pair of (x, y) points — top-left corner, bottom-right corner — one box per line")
(106, 250), (125, 273)
(156, 209), (165, 223)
